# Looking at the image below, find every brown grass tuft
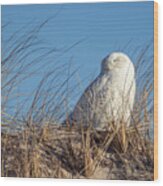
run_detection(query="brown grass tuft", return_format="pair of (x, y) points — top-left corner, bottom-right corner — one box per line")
(1, 122), (154, 180)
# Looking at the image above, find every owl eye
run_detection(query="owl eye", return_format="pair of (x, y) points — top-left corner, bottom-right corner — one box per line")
(113, 59), (117, 63)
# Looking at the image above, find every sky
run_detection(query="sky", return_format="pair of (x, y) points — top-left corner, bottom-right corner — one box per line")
(2, 1), (154, 120)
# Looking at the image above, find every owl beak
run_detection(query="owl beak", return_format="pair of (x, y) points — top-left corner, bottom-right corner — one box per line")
(108, 64), (113, 70)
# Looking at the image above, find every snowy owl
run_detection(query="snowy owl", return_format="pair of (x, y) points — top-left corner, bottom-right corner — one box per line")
(67, 52), (136, 129)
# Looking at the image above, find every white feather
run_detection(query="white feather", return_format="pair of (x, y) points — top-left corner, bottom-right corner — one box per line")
(68, 52), (136, 129)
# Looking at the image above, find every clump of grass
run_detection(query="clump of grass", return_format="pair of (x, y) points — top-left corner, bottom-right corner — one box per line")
(1, 120), (153, 179)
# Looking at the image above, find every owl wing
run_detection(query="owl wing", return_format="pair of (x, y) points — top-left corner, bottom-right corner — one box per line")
(69, 74), (112, 126)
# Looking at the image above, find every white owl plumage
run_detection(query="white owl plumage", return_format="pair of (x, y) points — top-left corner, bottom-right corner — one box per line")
(67, 52), (136, 129)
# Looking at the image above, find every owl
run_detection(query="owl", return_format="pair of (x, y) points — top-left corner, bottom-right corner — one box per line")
(67, 52), (136, 129)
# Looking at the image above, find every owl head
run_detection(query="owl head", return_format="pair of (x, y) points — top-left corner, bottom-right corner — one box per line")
(101, 52), (133, 73)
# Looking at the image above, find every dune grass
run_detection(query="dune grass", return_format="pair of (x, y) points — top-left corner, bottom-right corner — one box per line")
(1, 121), (154, 179)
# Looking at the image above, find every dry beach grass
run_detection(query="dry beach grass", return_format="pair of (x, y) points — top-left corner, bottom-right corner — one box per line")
(1, 122), (154, 180)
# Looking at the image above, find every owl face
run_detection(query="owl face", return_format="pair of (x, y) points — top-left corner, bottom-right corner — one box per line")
(101, 52), (132, 72)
